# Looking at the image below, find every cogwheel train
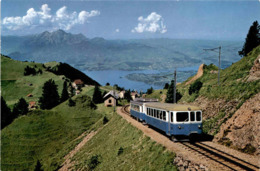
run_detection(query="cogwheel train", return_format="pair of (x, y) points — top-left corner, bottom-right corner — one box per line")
(130, 98), (202, 141)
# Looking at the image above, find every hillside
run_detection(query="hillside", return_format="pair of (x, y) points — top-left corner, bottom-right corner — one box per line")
(1, 94), (103, 170)
(70, 112), (176, 171)
(2, 30), (242, 71)
(1, 87), (177, 171)
(1, 56), (177, 170)
(1, 55), (98, 106)
(146, 46), (260, 155)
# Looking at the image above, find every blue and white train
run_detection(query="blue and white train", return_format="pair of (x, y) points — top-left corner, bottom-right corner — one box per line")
(130, 98), (202, 141)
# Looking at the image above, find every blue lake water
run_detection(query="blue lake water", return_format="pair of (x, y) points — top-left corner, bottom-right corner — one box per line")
(84, 65), (200, 91)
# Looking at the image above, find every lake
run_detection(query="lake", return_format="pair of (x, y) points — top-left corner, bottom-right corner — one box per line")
(84, 65), (200, 92)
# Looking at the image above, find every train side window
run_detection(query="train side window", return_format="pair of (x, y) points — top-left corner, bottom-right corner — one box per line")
(176, 112), (189, 122)
(160, 111), (163, 120)
(196, 111), (201, 121)
(148, 108), (150, 115)
(163, 111), (166, 121)
(190, 112), (195, 121)
(171, 112), (173, 122)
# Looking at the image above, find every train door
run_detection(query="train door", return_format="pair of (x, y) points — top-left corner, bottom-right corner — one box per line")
(167, 111), (171, 136)
(189, 111), (195, 134)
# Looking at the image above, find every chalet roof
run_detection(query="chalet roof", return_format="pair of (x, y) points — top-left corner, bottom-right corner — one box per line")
(145, 102), (201, 111)
(104, 90), (119, 99)
(74, 79), (84, 85)
(29, 101), (36, 108)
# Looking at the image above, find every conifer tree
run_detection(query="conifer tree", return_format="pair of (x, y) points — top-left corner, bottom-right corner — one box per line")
(239, 21), (260, 56)
(39, 79), (60, 109)
(60, 81), (69, 102)
(92, 85), (103, 104)
(165, 80), (182, 103)
(124, 89), (132, 102)
(12, 98), (28, 116)
(1, 96), (13, 129)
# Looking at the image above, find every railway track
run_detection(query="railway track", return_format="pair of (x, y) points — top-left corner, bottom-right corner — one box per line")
(121, 105), (259, 171)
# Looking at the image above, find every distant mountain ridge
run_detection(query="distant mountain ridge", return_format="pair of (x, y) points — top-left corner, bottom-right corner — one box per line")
(2, 30), (243, 71)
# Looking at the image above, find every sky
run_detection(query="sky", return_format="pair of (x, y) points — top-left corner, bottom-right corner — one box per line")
(1, 0), (260, 40)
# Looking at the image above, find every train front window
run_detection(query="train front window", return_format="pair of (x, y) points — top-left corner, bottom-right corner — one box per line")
(190, 112), (195, 121)
(176, 112), (189, 122)
(196, 111), (201, 121)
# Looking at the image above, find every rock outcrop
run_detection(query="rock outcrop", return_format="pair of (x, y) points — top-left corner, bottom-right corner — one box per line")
(247, 55), (260, 82)
(214, 93), (260, 155)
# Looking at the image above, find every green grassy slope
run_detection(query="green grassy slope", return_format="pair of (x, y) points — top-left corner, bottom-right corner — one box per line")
(1, 56), (64, 107)
(1, 94), (102, 171)
(179, 46), (260, 102)
(71, 112), (177, 171)
(146, 46), (260, 102)
(145, 46), (260, 135)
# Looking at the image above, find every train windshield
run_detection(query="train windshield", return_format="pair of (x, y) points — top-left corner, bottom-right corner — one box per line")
(176, 112), (189, 122)
(190, 112), (195, 121)
(196, 111), (202, 121)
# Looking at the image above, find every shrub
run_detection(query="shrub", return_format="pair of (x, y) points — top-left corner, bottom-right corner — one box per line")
(24, 66), (36, 76)
(103, 116), (109, 125)
(68, 98), (76, 107)
(88, 155), (101, 170)
(117, 147), (124, 156)
(189, 80), (203, 95)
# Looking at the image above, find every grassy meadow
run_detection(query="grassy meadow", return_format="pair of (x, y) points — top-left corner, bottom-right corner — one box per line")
(1, 56), (64, 107)
(71, 110), (177, 171)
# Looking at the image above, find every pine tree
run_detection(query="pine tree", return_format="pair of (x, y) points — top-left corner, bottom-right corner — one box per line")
(146, 87), (153, 95)
(124, 89), (132, 102)
(92, 85), (103, 104)
(60, 81), (69, 102)
(165, 80), (182, 103)
(12, 98), (28, 116)
(163, 83), (169, 89)
(1, 96), (13, 129)
(39, 79), (60, 109)
(239, 21), (260, 56)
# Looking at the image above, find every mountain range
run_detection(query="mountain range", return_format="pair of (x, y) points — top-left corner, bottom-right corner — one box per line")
(2, 29), (243, 71)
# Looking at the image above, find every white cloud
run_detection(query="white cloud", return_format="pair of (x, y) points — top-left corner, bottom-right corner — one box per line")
(115, 29), (120, 32)
(2, 4), (100, 31)
(131, 12), (167, 34)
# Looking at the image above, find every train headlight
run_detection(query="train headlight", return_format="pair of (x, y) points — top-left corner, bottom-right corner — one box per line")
(178, 126), (181, 129)
(198, 125), (201, 129)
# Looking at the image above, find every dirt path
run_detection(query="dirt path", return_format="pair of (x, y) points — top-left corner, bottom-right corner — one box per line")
(117, 106), (259, 171)
(59, 130), (98, 171)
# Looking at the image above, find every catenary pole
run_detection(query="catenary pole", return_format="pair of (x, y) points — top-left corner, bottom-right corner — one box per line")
(174, 68), (177, 104)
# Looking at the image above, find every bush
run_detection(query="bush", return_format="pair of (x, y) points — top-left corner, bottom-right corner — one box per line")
(189, 80), (203, 95)
(117, 147), (124, 156)
(75, 95), (96, 109)
(68, 98), (76, 107)
(103, 116), (109, 125)
(24, 66), (36, 76)
(88, 155), (101, 170)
